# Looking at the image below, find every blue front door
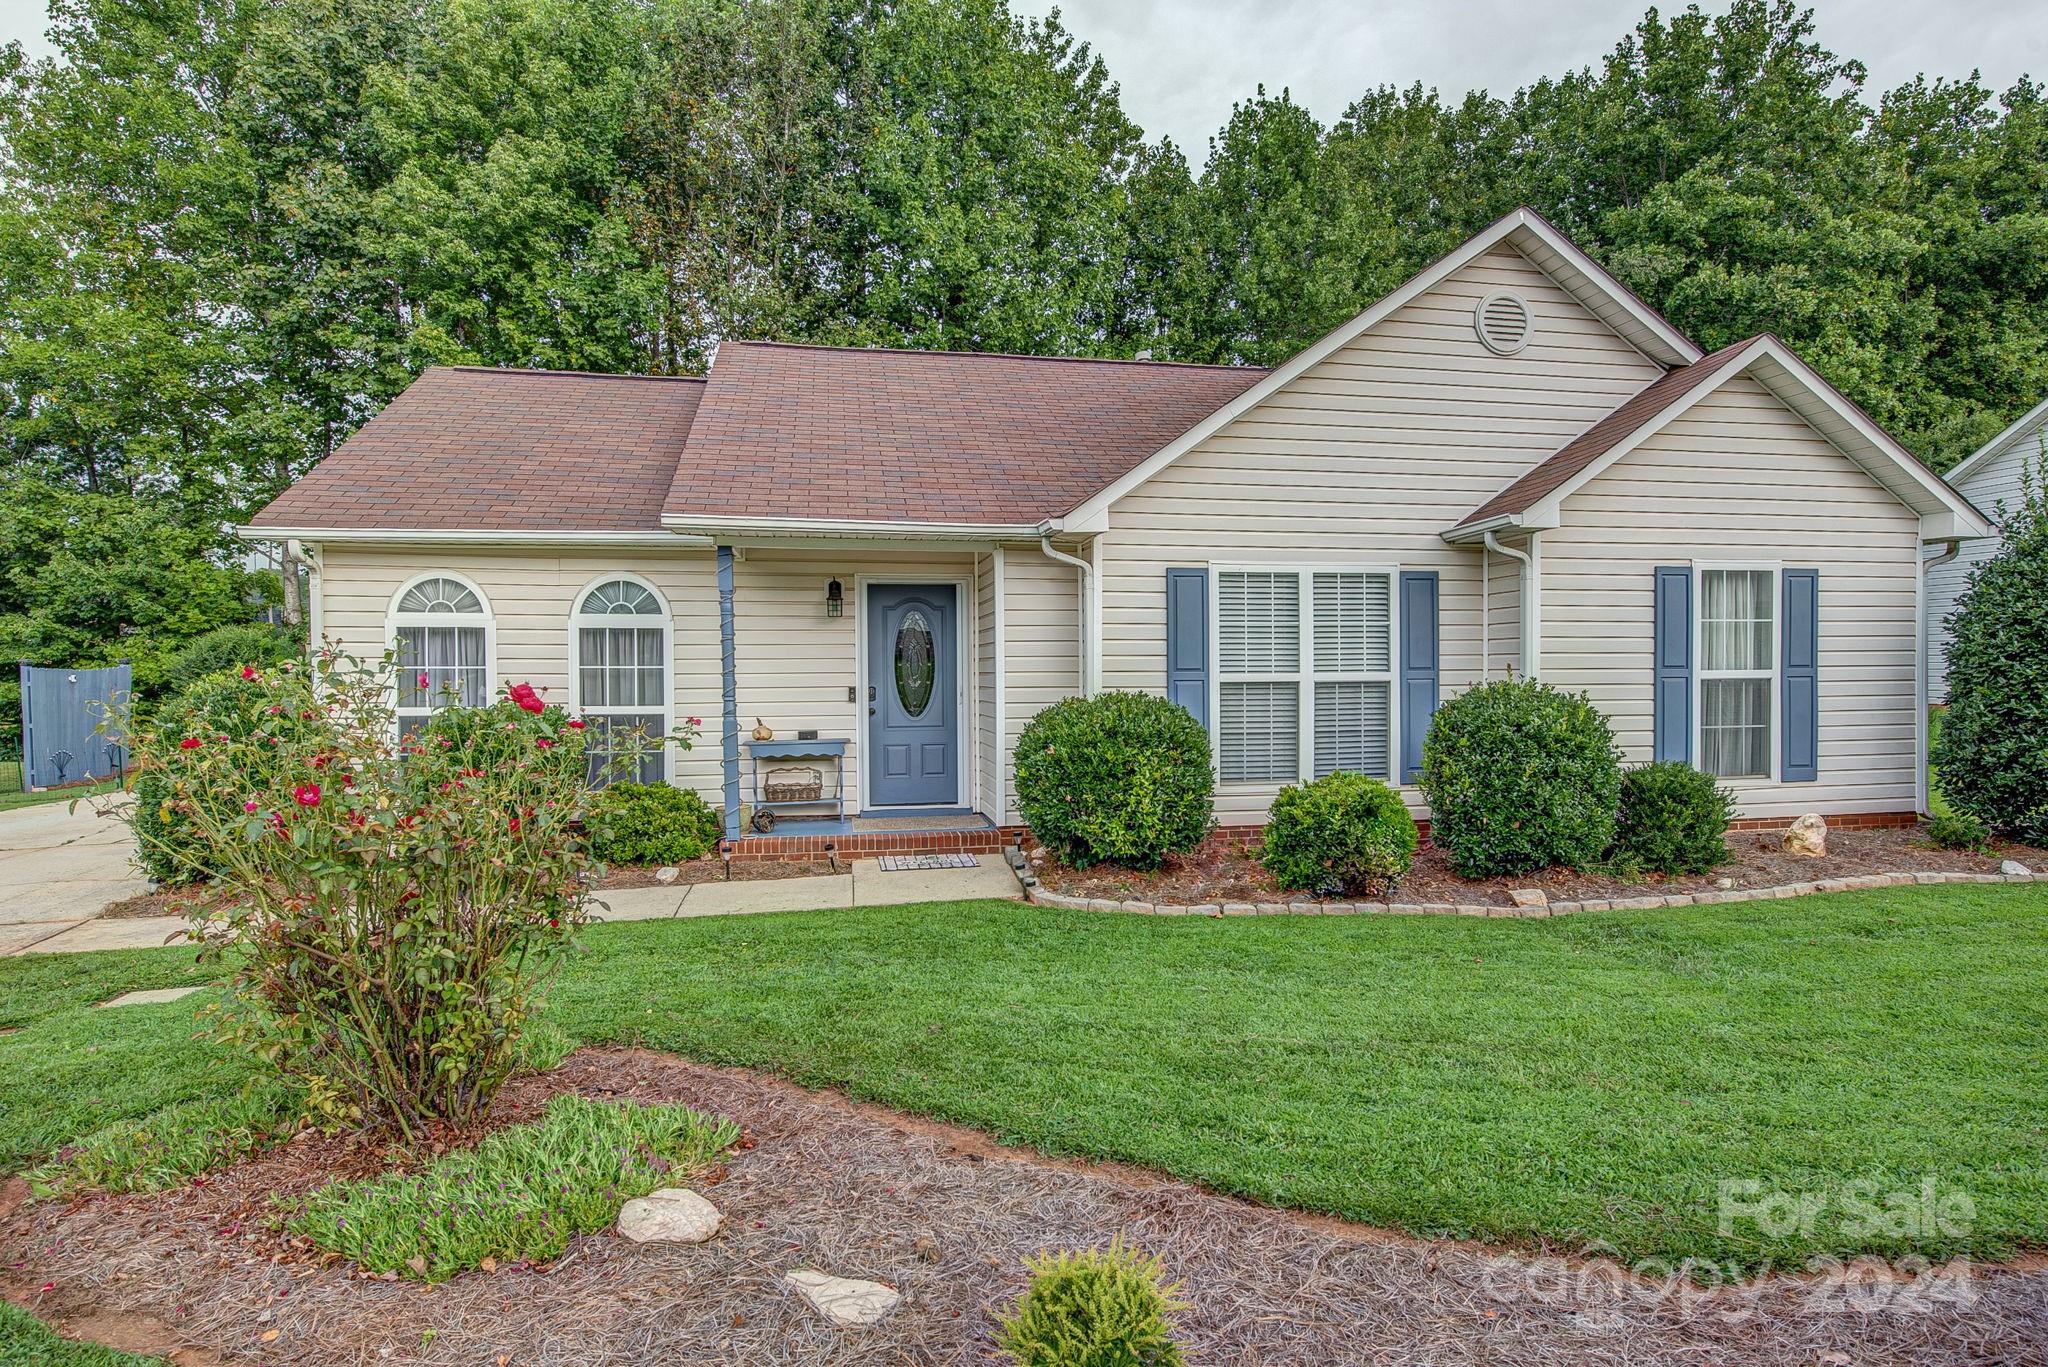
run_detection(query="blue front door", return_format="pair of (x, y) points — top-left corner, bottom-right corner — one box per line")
(867, 584), (957, 807)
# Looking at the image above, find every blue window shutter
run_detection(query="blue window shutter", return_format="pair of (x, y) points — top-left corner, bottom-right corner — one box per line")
(1781, 568), (1819, 782)
(1398, 571), (1439, 783)
(1653, 566), (1692, 763)
(1165, 569), (1208, 727)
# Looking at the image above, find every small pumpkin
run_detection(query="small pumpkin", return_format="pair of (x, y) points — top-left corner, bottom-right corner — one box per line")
(751, 718), (774, 741)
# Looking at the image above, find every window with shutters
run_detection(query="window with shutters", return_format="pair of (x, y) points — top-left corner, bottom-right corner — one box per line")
(572, 575), (672, 785)
(1696, 566), (1778, 779)
(391, 574), (492, 739)
(1213, 567), (1397, 784)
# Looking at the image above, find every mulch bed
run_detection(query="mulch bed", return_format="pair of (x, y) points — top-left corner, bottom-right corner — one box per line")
(5, 1047), (2045, 1365)
(1034, 822), (2048, 908)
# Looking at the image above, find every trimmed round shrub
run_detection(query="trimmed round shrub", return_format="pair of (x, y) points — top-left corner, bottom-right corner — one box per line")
(164, 623), (304, 695)
(1261, 771), (1418, 896)
(1932, 456), (2048, 844)
(585, 781), (721, 865)
(1014, 693), (1213, 869)
(1612, 761), (1734, 875)
(1417, 677), (1621, 878)
(996, 1236), (1187, 1367)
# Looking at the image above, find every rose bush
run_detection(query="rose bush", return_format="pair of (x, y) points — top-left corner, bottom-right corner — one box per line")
(118, 648), (595, 1137)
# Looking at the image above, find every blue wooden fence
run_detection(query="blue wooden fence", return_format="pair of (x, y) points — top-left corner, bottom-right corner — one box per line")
(18, 662), (131, 789)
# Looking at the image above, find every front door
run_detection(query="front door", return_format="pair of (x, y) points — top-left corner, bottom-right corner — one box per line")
(866, 584), (958, 807)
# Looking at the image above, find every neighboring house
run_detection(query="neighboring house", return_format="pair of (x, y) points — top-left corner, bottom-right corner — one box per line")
(244, 208), (1991, 856)
(1925, 396), (2048, 702)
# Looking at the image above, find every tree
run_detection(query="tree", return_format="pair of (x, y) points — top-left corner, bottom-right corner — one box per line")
(1931, 445), (2048, 844)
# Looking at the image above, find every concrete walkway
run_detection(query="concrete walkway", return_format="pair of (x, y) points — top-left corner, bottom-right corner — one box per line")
(8, 853), (1022, 955)
(0, 798), (151, 954)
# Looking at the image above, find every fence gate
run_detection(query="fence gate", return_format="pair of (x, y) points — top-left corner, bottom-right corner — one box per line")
(18, 662), (131, 789)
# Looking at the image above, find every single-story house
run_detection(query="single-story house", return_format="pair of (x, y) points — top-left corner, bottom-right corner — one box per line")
(244, 208), (1992, 857)
(1925, 396), (2048, 702)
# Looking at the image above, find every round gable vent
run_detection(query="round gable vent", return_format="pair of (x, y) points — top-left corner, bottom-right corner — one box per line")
(1474, 291), (1533, 355)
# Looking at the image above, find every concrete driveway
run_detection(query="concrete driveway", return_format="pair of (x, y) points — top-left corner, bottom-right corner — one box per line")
(0, 798), (151, 953)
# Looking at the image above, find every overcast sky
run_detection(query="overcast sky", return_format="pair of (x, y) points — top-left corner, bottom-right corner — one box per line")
(2, 0), (2041, 152)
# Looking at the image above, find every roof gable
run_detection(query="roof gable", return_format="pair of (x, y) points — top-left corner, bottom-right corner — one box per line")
(1944, 395), (2048, 490)
(1446, 336), (1992, 543)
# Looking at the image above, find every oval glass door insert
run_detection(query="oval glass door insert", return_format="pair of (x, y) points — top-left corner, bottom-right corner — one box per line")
(894, 609), (935, 717)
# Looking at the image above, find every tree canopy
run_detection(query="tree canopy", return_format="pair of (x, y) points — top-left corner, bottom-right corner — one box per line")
(1, 0), (2043, 712)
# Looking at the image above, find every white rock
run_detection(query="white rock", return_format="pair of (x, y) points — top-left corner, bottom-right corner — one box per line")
(1507, 888), (1548, 908)
(653, 866), (681, 885)
(784, 1269), (900, 1326)
(616, 1188), (721, 1244)
(1713, 877), (1736, 891)
(2001, 860), (2033, 876)
(1782, 813), (1828, 857)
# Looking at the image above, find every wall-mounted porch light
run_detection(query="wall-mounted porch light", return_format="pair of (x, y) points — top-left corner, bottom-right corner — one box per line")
(825, 578), (844, 618)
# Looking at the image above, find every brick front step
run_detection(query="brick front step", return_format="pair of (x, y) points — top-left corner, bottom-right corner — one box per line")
(726, 827), (1018, 862)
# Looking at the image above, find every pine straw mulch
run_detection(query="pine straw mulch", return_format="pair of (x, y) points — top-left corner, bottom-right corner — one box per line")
(1035, 822), (2048, 908)
(6, 1047), (2046, 1366)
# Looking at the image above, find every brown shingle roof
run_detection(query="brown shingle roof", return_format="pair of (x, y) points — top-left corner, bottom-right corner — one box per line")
(247, 367), (706, 532)
(662, 341), (1268, 525)
(1453, 337), (1763, 529)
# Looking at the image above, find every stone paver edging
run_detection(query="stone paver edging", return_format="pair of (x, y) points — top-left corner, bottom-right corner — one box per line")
(1004, 851), (2044, 918)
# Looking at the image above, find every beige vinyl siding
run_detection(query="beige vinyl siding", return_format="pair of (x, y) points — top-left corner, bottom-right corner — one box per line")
(317, 545), (999, 818)
(317, 546), (724, 797)
(998, 544), (1081, 824)
(1926, 411), (2043, 700)
(1543, 374), (1922, 818)
(1097, 244), (1656, 823)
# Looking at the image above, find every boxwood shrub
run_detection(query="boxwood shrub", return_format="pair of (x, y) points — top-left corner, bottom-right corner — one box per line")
(1014, 693), (1213, 869)
(1261, 771), (1418, 896)
(586, 781), (721, 865)
(1417, 677), (1621, 878)
(1612, 760), (1734, 874)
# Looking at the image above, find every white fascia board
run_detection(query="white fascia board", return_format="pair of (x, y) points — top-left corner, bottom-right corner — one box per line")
(1943, 394), (2048, 489)
(660, 514), (1048, 542)
(1061, 208), (1702, 529)
(236, 525), (709, 547)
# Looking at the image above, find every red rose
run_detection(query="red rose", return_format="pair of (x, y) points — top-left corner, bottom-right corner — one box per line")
(179, 737), (202, 750)
(536, 737), (553, 749)
(293, 783), (321, 807)
(239, 665), (257, 681)
(686, 716), (702, 727)
(508, 682), (544, 715)
(508, 816), (522, 832)
(417, 673), (430, 688)
(566, 719), (585, 731)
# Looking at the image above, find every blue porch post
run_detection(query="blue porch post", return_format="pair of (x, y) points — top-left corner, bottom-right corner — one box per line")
(717, 545), (741, 842)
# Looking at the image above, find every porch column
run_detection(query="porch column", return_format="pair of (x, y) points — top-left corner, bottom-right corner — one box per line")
(717, 545), (740, 842)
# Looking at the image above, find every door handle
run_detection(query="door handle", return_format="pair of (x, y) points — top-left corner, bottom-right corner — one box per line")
(868, 706), (877, 716)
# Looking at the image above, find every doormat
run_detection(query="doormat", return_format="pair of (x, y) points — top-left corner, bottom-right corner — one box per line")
(877, 853), (980, 871)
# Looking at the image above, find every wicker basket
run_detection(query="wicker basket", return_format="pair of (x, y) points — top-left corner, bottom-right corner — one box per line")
(763, 765), (823, 803)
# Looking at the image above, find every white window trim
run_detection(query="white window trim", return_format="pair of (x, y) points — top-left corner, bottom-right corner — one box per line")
(1208, 563), (1403, 787)
(567, 572), (675, 785)
(387, 570), (496, 736)
(1692, 560), (1782, 783)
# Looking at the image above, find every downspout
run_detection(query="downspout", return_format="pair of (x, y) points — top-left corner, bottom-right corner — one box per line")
(1483, 530), (1540, 680)
(1037, 522), (1095, 697)
(288, 539), (323, 650)
(1917, 539), (1961, 815)
(716, 545), (741, 843)
(1480, 540), (1490, 681)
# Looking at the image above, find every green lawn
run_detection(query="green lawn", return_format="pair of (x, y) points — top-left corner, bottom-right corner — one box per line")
(4, 887), (2044, 1272)
(0, 779), (120, 814)
(0, 1302), (163, 1366)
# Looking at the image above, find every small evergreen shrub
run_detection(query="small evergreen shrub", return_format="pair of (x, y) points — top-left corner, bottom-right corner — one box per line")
(1261, 771), (1418, 896)
(1014, 693), (1213, 869)
(586, 781), (721, 864)
(1612, 761), (1735, 875)
(1418, 678), (1622, 878)
(1926, 810), (1991, 852)
(163, 622), (304, 695)
(996, 1236), (1188, 1367)
(1932, 448), (2048, 844)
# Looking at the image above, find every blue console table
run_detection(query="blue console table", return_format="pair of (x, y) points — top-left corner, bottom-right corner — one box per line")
(742, 738), (849, 829)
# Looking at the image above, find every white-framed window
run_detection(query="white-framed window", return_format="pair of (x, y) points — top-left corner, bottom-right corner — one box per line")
(571, 575), (671, 785)
(1696, 565), (1778, 779)
(390, 573), (493, 738)
(1213, 566), (1397, 784)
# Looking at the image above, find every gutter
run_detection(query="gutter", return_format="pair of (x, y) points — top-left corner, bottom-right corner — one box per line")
(1036, 520), (1096, 697)
(1483, 530), (1540, 680)
(1916, 538), (1962, 815)
(237, 526), (707, 548)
